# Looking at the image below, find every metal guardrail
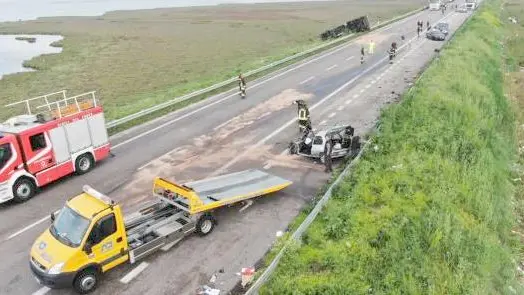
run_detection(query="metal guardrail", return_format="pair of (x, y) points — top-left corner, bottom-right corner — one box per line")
(104, 7), (425, 129)
(244, 133), (376, 295)
(243, 7), (480, 293)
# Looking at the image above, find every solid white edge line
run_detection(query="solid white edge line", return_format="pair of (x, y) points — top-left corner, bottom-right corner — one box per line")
(120, 262), (149, 284)
(112, 35), (357, 150)
(210, 10), (457, 177)
(5, 215), (50, 241)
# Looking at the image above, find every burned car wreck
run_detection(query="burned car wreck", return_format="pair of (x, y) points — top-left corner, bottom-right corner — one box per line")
(288, 124), (361, 163)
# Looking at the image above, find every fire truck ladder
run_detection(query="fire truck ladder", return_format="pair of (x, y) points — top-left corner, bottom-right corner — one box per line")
(5, 90), (98, 119)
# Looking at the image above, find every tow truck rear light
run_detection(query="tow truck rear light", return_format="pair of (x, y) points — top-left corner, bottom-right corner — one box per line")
(82, 185), (114, 205)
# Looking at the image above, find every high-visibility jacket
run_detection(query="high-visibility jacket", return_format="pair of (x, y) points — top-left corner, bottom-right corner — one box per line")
(298, 108), (309, 120)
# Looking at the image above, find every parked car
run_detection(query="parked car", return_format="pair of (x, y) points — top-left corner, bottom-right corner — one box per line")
(456, 5), (468, 12)
(434, 22), (450, 35)
(426, 28), (446, 41)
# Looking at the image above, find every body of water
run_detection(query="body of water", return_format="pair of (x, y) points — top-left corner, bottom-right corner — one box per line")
(0, 35), (63, 79)
(0, 0), (321, 22)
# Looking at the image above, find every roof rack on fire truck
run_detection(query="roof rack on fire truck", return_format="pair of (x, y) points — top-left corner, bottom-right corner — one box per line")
(4, 90), (99, 123)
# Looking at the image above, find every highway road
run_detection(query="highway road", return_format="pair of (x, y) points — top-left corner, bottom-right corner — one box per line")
(0, 5), (472, 295)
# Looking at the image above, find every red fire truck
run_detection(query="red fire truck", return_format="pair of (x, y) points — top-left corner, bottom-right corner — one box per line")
(0, 90), (111, 203)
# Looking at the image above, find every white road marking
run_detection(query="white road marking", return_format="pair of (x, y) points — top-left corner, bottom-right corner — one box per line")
(213, 117), (236, 131)
(346, 56), (355, 61)
(299, 76), (315, 85)
(32, 287), (50, 295)
(137, 161), (153, 171)
(320, 120), (327, 125)
(5, 215), (50, 241)
(112, 36), (359, 150)
(359, 89), (365, 94)
(325, 64), (338, 71)
(337, 106), (344, 111)
(365, 84), (371, 89)
(263, 163), (272, 170)
(328, 112), (336, 118)
(14, 10), (455, 250)
(353, 94), (359, 99)
(209, 13), (450, 177)
(370, 80), (376, 84)
(345, 100), (353, 105)
(120, 262), (149, 284)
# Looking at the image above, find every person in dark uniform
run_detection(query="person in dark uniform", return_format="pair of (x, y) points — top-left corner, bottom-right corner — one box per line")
(324, 135), (333, 173)
(360, 46), (365, 64)
(427, 20), (430, 31)
(238, 74), (246, 98)
(293, 99), (312, 133)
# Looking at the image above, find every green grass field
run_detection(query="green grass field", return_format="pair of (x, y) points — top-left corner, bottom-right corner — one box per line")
(0, 0), (420, 122)
(504, 0), (524, 286)
(260, 1), (524, 294)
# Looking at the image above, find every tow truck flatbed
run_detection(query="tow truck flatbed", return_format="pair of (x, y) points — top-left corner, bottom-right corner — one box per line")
(158, 169), (292, 213)
(30, 169), (292, 294)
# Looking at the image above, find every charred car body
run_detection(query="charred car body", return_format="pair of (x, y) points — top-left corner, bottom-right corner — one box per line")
(288, 124), (361, 163)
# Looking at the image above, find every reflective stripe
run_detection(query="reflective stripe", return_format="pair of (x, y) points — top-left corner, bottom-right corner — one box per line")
(298, 109), (307, 120)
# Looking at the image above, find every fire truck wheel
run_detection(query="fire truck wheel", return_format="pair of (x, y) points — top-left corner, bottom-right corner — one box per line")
(76, 153), (94, 175)
(12, 178), (36, 203)
(196, 214), (216, 236)
(73, 268), (99, 294)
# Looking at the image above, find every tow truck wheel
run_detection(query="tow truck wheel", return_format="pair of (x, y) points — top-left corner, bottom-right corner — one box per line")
(12, 178), (36, 203)
(73, 269), (99, 294)
(76, 153), (94, 175)
(196, 214), (216, 236)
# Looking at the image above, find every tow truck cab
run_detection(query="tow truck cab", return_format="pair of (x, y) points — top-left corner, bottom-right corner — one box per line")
(30, 187), (128, 293)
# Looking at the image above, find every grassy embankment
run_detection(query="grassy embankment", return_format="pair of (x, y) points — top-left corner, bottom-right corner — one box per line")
(504, 0), (524, 284)
(260, 1), (524, 294)
(0, 0), (419, 127)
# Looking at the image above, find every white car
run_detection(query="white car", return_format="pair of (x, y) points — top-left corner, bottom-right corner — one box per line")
(288, 124), (361, 163)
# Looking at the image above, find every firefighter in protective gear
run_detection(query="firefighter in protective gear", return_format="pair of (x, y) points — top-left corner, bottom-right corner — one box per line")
(324, 135), (334, 173)
(294, 99), (312, 133)
(388, 42), (397, 63)
(238, 74), (247, 98)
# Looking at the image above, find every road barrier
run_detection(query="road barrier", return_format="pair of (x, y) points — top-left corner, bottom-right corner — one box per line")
(105, 6), (426, 130)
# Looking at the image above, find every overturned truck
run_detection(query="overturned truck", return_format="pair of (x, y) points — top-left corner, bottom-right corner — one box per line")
(320, 16), (371, 41)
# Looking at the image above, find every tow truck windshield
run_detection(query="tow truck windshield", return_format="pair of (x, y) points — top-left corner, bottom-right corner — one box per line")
(50, 206), (90, 248)
(0, 144), (12, 170)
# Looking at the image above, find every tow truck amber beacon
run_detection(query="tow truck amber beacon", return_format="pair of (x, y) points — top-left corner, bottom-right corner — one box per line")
(0, 90), (111, 203)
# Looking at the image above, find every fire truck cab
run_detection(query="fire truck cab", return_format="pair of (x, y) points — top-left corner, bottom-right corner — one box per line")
(0, 90), (111, 204)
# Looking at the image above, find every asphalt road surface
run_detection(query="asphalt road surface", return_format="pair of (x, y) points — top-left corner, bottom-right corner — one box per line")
(0, 5), (473, 295)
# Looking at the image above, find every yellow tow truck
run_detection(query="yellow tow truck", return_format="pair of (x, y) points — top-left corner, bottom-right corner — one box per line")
(29, 169), (292, 294)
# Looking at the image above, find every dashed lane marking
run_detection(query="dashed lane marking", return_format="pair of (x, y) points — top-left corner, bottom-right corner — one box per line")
(120, 262), (149, 284)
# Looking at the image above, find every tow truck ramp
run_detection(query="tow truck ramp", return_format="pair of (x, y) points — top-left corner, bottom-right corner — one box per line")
(127, 169), (292, 263)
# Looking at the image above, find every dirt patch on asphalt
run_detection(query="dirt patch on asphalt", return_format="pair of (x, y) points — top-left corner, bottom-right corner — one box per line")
(116, 89), (313, 205)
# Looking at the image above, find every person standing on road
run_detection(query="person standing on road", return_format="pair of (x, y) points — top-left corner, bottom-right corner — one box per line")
(427, 20), (430, 31)
(360, 46), (365, 64)
(368, 39), (375, 55)
(417, 21), (421, 37)
(238, 73), (247, 97)
(324, 135), (333, 173)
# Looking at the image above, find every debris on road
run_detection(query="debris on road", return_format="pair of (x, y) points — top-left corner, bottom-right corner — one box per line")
(276, 230), (284, 237)
(241, 267), (255, 287)
(197, 285), (221, 295)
